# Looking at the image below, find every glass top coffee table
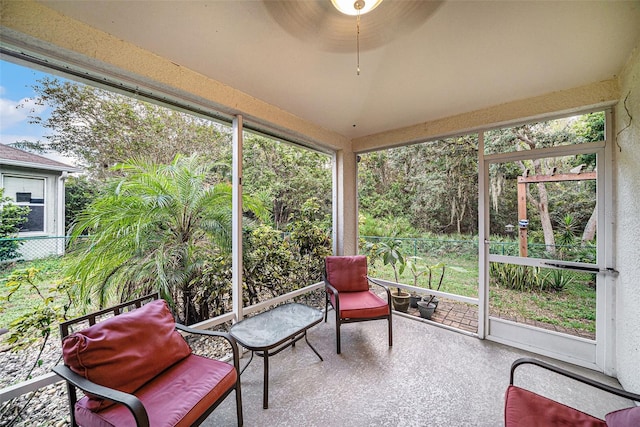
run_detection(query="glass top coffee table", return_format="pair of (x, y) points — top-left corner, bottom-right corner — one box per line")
(229, 303), (324, 409)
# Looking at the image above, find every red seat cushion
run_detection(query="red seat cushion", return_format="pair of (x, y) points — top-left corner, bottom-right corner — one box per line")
(331, 290), (390, 319)
(74, 354), (237, 427)
(62, 299), (192, 410)
(504, 385), (606, 427)
(325, 255), (369, 292)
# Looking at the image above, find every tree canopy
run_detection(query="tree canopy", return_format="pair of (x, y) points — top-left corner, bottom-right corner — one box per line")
(18, 77), (231, 179)
(358, 112), (604, 250)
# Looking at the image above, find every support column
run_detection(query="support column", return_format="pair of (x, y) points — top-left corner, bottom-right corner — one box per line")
(517, 178), (528, 257)
(232, 115), (244, 321)
(333, 149), (358, 255)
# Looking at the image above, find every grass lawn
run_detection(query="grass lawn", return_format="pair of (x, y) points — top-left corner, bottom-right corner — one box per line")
(367, 253), (596, 336)
(1, 252), (597, 339)
(368, 254), (479, 298)
(0, 257), (68, 329)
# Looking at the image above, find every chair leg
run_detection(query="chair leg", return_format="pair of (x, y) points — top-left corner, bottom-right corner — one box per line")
(324, 294), (329, 322)
(66, 383), (79, 427)
(388, 313), (393, 347)
(335, 313), (341, 354)
(235, 382), (243, 426)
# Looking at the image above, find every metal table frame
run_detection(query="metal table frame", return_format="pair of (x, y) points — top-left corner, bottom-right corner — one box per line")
(229, 303), (324, 409)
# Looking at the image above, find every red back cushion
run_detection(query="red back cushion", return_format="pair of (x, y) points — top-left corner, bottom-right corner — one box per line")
(62, 299), (191, 410)
(605, 406), (640, 427)
(325, 255), (369, 292)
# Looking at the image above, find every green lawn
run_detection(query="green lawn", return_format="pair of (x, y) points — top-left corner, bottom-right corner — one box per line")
(0, 257), (68, 328)
(367, 255), (479, 298)
(367, 253), (595, 336)
(1, 252), (596, 339)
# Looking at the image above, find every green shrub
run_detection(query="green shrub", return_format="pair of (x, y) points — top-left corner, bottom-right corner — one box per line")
(490, 263), (543, 292)
(543, 269), (574, 292)
(0, 189), (30, 263)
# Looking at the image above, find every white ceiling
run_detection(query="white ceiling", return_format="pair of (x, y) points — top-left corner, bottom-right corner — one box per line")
(40, 0), (640, 139)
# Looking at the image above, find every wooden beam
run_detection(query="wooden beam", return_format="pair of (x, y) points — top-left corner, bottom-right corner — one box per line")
(518, 172), (596, 184)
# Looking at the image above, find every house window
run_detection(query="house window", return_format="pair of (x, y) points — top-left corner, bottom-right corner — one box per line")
(2, 176), (46, 232)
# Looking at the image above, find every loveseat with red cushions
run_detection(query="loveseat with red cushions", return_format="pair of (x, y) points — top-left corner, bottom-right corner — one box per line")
(505, 358), (640, 427)
(52, 295), (242, 427)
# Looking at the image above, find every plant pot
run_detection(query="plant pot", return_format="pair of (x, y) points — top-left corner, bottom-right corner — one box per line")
(423, 296), (439, 310)
(409, 295), (421, 308)
(392, 291), (411, 313)
(416, 301), (436, 319)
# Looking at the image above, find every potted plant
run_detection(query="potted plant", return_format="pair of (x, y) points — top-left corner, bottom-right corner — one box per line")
(371, 239), (410, 312)
(416, 299), (436, 319)
(406, 256), (427, 308)
(423, 262), (446, 310)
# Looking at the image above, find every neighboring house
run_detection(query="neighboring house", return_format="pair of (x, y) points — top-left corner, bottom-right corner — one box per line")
(0, 144), (80, 260)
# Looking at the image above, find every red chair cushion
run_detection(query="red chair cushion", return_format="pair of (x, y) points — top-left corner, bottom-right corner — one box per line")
(331, 290), (390, 319)
(62, 299), (192, 410)
(605, 406), (640, 427)
(325, 255), (369, 292)
(504, 385), (606, 427)
(74, 354), (237, 427)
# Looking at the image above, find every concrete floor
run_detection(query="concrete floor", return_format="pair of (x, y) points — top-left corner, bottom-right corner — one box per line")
(204, 314), (634, 427)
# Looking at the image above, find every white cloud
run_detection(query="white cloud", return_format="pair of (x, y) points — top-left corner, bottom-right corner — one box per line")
(0, 96), (47, 131)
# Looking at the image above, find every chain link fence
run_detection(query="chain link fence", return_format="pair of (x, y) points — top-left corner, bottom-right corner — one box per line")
(0, 236), (71, 265)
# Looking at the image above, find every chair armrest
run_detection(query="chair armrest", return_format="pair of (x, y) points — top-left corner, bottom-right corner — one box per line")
(367, 277), (392, 303)
(324, 279), (341, 313)
(174, 324), (241, 372)
(510, 357), (640, 402)
(324, 279), (339, 297)
(52, 365), (149, 427)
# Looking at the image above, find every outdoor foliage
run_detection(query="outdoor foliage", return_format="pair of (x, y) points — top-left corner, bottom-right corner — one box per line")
(243, 135), (332, 230)
(358, 113), (604, 249)
(0, 189), (30, 263)
(244, 198), (332, 305)
(0, 267), (72, 351)
(359, 136), (478, 235)
(16, 77), (232, 179)
(66, 154), (266, 324)
(490, 262), (577, 293)
(64, 175), (100, 233)
(490, 263), (544, 292)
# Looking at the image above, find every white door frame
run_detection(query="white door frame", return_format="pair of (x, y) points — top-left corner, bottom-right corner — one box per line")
(477, 109), (616, 373)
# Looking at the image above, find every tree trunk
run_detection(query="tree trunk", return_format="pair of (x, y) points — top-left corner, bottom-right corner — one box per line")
(582, 203), (597, 243)
(535, 182), (556, 254)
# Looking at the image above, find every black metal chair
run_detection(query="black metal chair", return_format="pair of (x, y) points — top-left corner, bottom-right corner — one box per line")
(52, 293), (243, 427)
(505, 357), (640, 426)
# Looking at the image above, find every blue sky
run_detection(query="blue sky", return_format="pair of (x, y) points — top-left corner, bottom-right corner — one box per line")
(0, 59), (78, 165)
(0, 59), (51, 146)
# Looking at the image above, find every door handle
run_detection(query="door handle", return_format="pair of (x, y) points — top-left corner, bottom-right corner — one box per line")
(544, 262), (619, 276)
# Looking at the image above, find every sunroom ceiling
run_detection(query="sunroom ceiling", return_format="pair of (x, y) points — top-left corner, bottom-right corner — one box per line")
(36, 1), (640, 140)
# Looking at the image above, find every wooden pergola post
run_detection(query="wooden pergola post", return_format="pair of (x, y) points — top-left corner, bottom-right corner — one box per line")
(517, 179), (528, 257)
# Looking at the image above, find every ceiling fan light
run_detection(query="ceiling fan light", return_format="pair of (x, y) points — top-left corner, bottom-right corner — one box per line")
(331, 0), (383, 16)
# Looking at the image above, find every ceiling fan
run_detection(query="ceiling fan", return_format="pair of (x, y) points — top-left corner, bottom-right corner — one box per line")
(262, 0), (443, 54)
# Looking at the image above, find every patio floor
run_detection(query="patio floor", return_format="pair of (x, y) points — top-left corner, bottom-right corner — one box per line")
(204, 313), (633, 426)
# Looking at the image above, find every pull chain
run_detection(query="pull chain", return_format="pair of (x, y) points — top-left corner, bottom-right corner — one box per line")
(356, 9), (361, 75)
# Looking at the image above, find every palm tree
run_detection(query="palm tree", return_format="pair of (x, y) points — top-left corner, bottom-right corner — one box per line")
(68, 154), (265, 324)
